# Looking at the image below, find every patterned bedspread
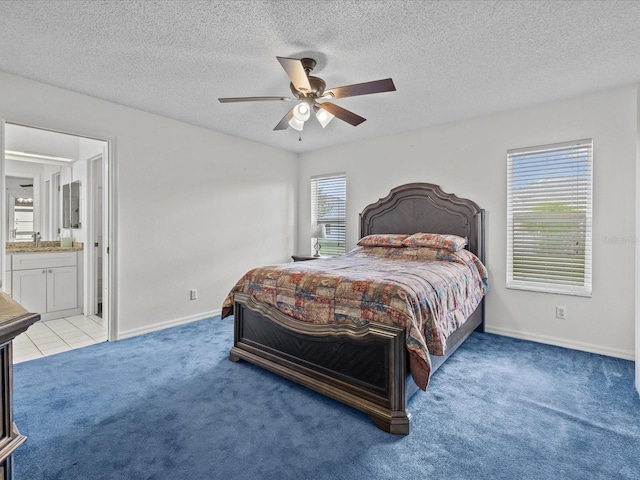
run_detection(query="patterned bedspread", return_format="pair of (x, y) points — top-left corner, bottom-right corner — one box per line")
(221, 245), (489, 390)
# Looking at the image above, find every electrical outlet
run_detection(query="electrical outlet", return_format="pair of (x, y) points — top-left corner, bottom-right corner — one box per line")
(190, 289), (197, 300)
(556, 306), (566, 320)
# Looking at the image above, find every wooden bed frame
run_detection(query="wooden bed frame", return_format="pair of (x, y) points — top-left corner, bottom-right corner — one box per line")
(229, 183), (485, 434)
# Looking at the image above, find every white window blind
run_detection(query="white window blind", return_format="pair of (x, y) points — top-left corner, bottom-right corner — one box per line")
(507, 139), (592, 296)
(311, 173), (346, 256)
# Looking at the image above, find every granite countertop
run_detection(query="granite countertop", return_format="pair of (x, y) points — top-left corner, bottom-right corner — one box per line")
(6, 241), (84, 254)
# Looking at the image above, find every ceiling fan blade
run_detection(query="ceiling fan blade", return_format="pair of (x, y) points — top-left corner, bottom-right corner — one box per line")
(324, 78), (396, 99)
(274, 107), (295, 130)
(219, 96), (291, 103)
(318, 102), (366, 126)
(276, 56), (312, 93)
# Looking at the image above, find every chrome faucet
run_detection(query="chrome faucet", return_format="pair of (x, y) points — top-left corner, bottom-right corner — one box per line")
(33, 232), (41, 248)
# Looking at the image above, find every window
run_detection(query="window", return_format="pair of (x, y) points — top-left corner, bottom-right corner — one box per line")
(507, 139), (592, 296)
(13, 199), (34, 241)
(311, 173), (346, 256)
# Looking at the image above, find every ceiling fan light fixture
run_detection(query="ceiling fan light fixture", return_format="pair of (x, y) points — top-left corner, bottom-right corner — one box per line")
(314, 105), (335, 128)
(292, 102), (311, 121)
(289, 102), (311, 130)
(288, 117), (305, 131)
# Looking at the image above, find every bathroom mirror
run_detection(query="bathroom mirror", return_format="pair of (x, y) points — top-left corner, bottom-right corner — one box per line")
(5, 176), (35, 242)
(5, 123), (80, 242)
(6, 162), (71, 242)
(63, 181), (81, 229)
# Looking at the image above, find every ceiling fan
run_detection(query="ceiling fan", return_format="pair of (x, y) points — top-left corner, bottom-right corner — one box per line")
(218, 56), (396, 131)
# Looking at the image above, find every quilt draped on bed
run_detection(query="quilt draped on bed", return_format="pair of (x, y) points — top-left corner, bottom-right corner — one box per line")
(222, 245), (488, 390)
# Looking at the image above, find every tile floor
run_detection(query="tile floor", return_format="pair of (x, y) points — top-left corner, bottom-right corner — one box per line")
(13, 315), (107, 363)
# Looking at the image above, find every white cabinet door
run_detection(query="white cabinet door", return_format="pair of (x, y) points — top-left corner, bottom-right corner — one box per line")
(46, 266), (78, 312)
(12, 269), (48, 314)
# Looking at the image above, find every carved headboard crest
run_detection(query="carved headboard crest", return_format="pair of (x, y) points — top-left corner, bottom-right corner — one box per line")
(359, 183), (485, 262)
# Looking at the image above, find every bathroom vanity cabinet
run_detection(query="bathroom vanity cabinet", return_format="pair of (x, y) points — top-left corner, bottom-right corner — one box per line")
(5, 251), (81, 321)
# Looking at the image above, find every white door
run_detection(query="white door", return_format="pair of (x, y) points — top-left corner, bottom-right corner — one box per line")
(93, 156), (103, 314)
(51, 172), (61, 239)
(87, 153), (108, 323)
(6, 194), (15, 240)
(43, 180), (50, 240)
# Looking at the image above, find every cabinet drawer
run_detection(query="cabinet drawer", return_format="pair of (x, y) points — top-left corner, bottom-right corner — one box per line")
(11, 252), (77, 271)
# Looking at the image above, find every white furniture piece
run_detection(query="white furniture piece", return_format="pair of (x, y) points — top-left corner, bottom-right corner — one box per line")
(6, 251), (81, 320)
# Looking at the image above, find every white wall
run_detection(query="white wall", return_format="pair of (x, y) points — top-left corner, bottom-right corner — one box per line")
(4, 123), (80, 160)
(0, 70), (298, 338)
(298, 85), (638, 361)
(1, 69), (635, 371)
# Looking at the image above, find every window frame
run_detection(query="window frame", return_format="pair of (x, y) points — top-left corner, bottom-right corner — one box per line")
(310, 173), (346, 257)
(506, 139), (593, 297)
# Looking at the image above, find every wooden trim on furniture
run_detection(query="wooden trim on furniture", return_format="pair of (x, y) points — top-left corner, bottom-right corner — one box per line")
(230, 292), (411, 434)
(229, 183), (486, 434)
(0, 293), (40, 479)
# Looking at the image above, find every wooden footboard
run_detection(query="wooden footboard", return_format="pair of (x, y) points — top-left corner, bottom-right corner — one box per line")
(227, 182), (487, 435)
(230, 292), (412, 434)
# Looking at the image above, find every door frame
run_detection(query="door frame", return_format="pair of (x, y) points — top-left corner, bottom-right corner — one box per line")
(1, 118), (6, 293)
(86, 153), (108, 325)
(0, 118), (117, 341)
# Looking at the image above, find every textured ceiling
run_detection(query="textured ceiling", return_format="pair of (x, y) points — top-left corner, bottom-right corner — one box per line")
(1, 0), (640, 153)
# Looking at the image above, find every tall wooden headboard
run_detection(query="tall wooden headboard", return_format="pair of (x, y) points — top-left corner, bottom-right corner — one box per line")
(359, 183), (485, 263)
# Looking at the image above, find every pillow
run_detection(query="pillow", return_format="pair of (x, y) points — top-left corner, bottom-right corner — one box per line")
(357, 234), (409, 247)
(347, 245), (409, 259)
(401, 232), (467, 252)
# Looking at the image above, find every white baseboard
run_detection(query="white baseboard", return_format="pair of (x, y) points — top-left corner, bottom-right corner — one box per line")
(116, 309), (222, 340)
(41, 307), (83, 322)
(485, 325), (635, 361)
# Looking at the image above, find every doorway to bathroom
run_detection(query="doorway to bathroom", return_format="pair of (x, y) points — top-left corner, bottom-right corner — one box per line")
(1, 122), (111, 347)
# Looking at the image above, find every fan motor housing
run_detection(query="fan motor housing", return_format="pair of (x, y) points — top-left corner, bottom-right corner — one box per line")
(290, 57), (326, 99)
(291, 76), (326, 98)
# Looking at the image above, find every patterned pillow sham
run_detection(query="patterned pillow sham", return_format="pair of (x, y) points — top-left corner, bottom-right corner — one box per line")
(347, 245), (481, 269)
(401, 232), (468, 252)
(357, 233), (409, 247)
(347, 246), (410, 258)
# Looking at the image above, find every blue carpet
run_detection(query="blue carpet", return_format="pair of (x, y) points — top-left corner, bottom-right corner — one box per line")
(13, 317), (640, 480)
